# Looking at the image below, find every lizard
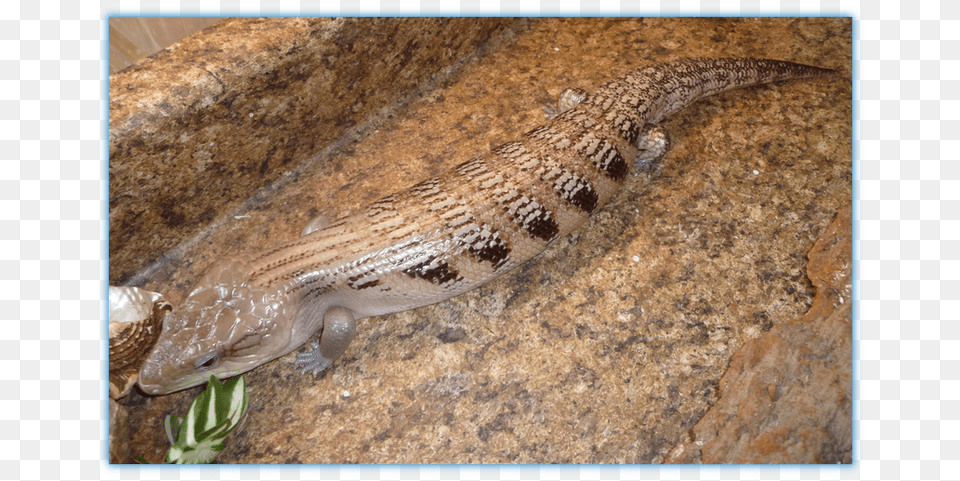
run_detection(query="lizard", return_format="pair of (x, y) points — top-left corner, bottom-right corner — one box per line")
(136, 57), (837, 395)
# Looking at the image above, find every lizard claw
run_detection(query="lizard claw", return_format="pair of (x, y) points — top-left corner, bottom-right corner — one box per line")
(294, 340), (334, 374)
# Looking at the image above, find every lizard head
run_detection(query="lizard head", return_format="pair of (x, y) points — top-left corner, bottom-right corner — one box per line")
(137, 258), (296, 395)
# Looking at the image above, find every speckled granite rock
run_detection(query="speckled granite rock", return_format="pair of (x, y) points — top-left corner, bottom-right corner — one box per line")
(111, 17), (852, 464)
(666, 206), (852, 464)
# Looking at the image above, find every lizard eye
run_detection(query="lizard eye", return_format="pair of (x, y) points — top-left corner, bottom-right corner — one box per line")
(194, 352), (221, 370)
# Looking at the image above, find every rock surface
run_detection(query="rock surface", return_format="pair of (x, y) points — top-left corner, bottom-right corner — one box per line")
(110, 17), (852, 464)
(666, 206), (852, 463)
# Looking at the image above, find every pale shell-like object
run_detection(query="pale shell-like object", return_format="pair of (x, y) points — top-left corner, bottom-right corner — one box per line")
(109, 286), (171, 399)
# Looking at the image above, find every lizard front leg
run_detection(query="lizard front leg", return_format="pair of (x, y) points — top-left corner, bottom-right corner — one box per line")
(294, 306), (357, 374)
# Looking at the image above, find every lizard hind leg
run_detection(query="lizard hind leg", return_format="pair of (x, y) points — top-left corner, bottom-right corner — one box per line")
(634, 125), (671, 174)
(542, 87), (669, 175)
(543, 87), (588, 119)
(294, 306), (357, 374)
(300, 214), (331, 237)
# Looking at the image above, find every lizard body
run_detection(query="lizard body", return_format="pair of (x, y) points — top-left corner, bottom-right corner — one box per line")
(137, 58), (836, 395)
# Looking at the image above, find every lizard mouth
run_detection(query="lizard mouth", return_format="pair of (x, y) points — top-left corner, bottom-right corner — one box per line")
(137, 352), (255, 395)
(136, 379), (171, 396)
(137, 365), (213, 395)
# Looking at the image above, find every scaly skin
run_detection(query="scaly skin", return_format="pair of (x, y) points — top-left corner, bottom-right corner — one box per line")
(136, 58), (836, 395)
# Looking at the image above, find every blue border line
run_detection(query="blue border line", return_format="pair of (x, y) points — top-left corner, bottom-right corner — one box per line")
(102, 12), (858, 476)
(849, 13), (860, 469)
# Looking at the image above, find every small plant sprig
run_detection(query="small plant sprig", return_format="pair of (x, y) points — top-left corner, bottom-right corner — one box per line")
(163, 375), (248, 464)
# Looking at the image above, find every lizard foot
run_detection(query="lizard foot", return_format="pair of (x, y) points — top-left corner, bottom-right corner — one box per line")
(634, 124), (671, 175)
(543, 87), (587, 119)
(294, 340), (335, 374)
